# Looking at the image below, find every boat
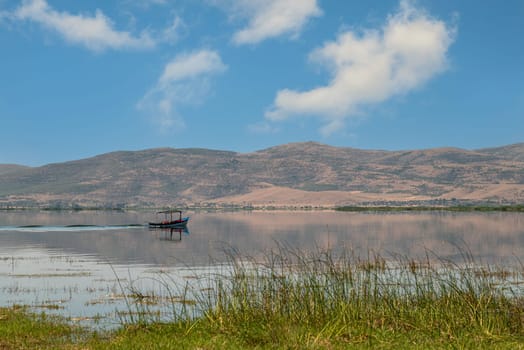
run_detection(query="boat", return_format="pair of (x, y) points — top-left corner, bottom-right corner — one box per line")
(148, 210), (190, 228)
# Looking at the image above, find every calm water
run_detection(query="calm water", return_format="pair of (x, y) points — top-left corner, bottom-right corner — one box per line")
(0, 210), (523, 328)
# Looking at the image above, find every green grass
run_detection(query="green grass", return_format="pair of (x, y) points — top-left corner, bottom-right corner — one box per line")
(1, 246), (524, 349)
(336, 205), (524, 212)
(191, 246), (524, 349)
(0, 305), (87, 349)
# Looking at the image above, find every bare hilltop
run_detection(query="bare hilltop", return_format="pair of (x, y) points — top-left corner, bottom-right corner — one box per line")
(1, 142), (523, 208)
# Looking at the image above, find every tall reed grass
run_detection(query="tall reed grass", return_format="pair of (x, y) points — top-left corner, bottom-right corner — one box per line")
(191, 244), (524, 346)
(115, 243), (523, 347)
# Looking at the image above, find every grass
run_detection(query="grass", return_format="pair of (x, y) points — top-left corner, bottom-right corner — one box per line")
(336, 204), (524, 212)
(192, 245), (524, 349)
(1, 246), (523, 349)
(0, 305), (86, 349)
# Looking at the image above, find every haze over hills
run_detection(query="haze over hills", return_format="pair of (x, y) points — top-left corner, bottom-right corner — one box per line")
(0, 142), (523, 208)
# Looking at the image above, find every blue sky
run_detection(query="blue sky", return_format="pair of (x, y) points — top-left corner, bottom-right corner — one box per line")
(0, 0), (523, 166)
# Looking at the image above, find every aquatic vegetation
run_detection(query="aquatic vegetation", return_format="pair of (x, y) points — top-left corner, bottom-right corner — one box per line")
(1, 209), (523, 347)
(83, 244), (523, 347)
(9, 272), (92, 278)
(336, 205), (524, 212)
(1, 245), (524, 349)
(185, 245), (524, 348)
(0, 306), (85, 349)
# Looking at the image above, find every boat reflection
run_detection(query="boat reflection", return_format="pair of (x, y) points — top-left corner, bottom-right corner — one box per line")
(149, 226), (190, 242)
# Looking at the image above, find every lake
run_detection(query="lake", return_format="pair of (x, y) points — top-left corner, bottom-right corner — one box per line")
(0, 210), (523, 328)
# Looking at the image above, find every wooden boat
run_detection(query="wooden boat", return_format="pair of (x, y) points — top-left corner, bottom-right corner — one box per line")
(148, 210), (190, 228)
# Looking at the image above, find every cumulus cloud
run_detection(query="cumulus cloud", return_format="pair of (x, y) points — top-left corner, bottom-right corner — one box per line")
(213, 0), (321, 45)
(11, 0), (154, 51)
(138, 49), (227, 132)
(266, 0), (456, 136)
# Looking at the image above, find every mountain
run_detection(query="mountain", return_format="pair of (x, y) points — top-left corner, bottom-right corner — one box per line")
(1, 142), (523, 208)
(0, 164), (30, 175)
(476, 143), (524, 161)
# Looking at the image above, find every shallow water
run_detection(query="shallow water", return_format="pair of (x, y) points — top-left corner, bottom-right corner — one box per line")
(0, 210), (522, 328)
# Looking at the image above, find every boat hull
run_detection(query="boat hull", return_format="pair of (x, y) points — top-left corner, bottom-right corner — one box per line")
(148, 217), (190, 228)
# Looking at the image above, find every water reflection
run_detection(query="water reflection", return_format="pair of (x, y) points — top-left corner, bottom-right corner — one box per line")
(149, 227), (190, 242)
(0, 210), (523, 329)
(0, 210), (522, 266)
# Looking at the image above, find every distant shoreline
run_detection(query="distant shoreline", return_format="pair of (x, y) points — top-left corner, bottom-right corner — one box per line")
(0, 204), (523, 212)
(335, 205), (524, 212)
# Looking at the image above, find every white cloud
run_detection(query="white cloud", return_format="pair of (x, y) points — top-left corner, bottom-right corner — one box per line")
(265, 0), (456, 136)
(213, 0), (321, 45)
(162, 15), (186, 44)
(12, 0), (154, 52)
(120, 0), (168, 7)
(138, 49), (227, 132)
(159, 50), (226, 84)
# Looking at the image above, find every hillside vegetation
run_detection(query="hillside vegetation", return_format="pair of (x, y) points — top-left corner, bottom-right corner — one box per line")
(0, 142), (523, 208)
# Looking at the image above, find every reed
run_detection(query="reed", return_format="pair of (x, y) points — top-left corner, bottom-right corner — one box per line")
(193, 244), (524, 347)
(3, 245), (522, 348)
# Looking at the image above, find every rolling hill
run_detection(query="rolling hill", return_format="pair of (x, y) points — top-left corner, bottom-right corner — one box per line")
(0, 142), (523, 208)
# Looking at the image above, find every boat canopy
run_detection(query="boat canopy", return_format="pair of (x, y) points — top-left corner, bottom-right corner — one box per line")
(156, 210), (183, 221)
(157, 210), (182, 214)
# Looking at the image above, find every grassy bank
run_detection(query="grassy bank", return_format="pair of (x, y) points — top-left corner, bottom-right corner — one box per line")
(0, 305), (87, 349)
(336, 204), (524, 212)
(1, 247), (523, 349)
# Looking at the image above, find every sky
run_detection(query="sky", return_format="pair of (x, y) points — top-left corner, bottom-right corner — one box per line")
(0, 0), (523, 166)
